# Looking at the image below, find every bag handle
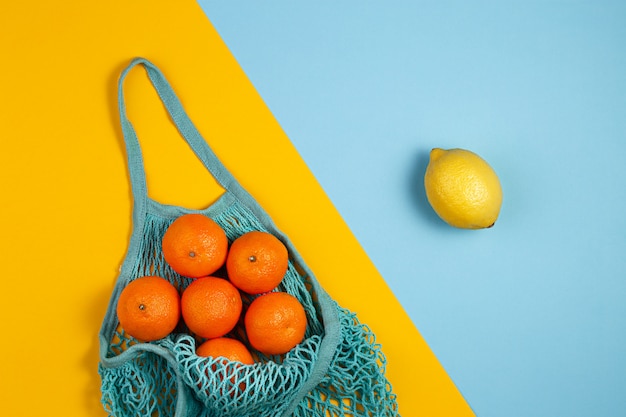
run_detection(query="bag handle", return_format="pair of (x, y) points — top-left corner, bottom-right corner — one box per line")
(116, 59), (342, 416)
(118, 57), (244, 205)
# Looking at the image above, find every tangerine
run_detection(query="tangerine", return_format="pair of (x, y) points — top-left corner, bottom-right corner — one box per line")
(162, 213), (228, 278)
(116, 276), (180, 342)
(226, 231), (289, 294)
(181, 276), (243, 339)
(244, 292), (307, 355)
(196, 337), (254, 365)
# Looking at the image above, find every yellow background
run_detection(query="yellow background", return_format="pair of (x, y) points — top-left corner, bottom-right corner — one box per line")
(0, 1), (473, 416)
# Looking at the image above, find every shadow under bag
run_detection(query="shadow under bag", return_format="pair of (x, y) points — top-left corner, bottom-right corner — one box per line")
(98, 57), (400, 417)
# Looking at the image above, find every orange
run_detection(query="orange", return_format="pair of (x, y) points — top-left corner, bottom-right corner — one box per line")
(181, 276), (243, 339)
(196, 337), (254, 396)
(244, 292), (307, 355)
(196, 337), (254, 365)
(226, 231), (289, 294)
(162, 213), (228, 278)
(116, 276), (180, 342)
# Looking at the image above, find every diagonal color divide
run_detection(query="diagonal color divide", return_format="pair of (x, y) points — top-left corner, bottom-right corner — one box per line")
(0, 1), (474, 415)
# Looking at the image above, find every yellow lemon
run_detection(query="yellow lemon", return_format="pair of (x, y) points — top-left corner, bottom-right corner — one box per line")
(424, 148), (502, 229)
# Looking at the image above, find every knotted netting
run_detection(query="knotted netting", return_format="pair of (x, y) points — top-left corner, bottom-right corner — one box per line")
(98, 57), (400, 417)
(99, 200), (399, 417)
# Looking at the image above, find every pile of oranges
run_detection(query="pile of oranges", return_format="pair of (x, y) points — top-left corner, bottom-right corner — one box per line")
(116, 213), (308, 364)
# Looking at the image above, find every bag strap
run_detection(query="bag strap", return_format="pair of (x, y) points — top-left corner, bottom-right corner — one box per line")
(118, 57), (244, 206)
(116, 58), (343, 415)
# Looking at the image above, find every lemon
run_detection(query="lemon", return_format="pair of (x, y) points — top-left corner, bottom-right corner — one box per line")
(424, 148), (502, 229)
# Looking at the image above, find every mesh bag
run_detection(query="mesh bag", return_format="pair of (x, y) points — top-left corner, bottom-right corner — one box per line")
(98, 58), (400, 417)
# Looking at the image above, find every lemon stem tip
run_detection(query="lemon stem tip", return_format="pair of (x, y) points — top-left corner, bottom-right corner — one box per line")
(429, 148), (445, 161)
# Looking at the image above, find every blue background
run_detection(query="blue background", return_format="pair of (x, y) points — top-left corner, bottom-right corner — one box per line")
(197, 2), (626, 416)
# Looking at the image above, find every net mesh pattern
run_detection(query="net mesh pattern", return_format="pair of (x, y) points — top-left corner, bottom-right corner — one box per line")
(99, 199), (399, 416)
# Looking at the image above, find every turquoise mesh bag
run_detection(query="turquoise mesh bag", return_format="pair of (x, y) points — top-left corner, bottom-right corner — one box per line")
(98, 58), (400, 417)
